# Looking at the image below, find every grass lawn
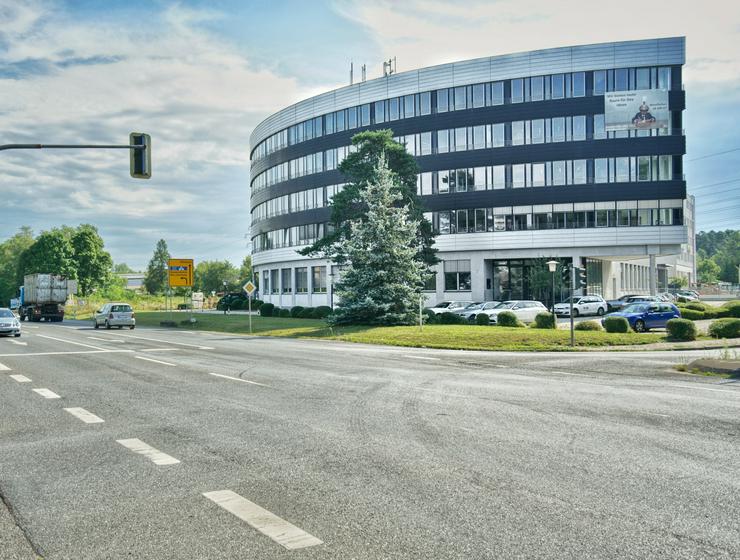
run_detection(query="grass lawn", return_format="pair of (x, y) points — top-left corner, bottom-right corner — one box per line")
(135, 312), (665, 351)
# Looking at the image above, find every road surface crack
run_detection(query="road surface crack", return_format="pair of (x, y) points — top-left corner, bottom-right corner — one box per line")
(0, 481), (45, 558)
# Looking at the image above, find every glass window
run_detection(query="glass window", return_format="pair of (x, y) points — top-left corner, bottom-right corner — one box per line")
(335, 110), (345, 132)
(552, 117), (565, 142)
(374, 100), (385, 124)
(595, 158), (608, 183)
(472, 84), (485, 108)
(637, 156), (651, 181)
(270, 269), (279, 294)
(511, 79), (524, 103)
(572, 72), (585, 97)
(360, 104), (370, 126)
(474, 167), (486, 190)
(531, 119), (544, 144)
(474, 209), (486, 232)
(594, 114), (606, 140)
(437, 89), (449, 113)
(552, 161), (566, 185)
(492, 165), (505, 189)
(637, 209), (652, 226)
(456, 169), (468, 192)
(511, 121), (525, 146)
(457, 209), (468, 232)
(312, 266), (327, 293)
(404, 94), (415, 118)
(532, 163), (545, 187)
(531, 76), (544, 101)
(636, 68), (650, 89)
(325, 113), (335, 134)
(437, 130), (449, 153)
(658, 67), (671, 90)
(490, 123), (505, 148)
(444, 260), (471, 291)
(473, 125), (486, 150)
(454, 86), (466, 110)
(512, 164), (525, 188)
(347, 106), (357, 129)
(438, 170), (449, 193)
(573, 160), (587, 184)
(615, 68), (628, 91)
(420, 172), (433, 195)
(490, 81), (504, 105)
(534, 213), (552, 229)
(551, 74), (564, 99)
(388, 97), (399, 121)
(420, 132), (432, 156)
(659, 155), (672, 180)
(572, 116), (586, 141)
(419, 92), (431, 115)
(439, 211), (450, 233)
(616, 157), (630, 182)
(454, 127), (467, 151)
(295, 267), (308, 293)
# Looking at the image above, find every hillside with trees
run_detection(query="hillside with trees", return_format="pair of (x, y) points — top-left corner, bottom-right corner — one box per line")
(696, 230), (739, 284)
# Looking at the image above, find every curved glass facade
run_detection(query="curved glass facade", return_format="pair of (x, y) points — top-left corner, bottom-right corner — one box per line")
(249, 38), (689, 306)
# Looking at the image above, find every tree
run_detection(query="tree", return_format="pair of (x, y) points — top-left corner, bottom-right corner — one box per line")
(194, 260), (239, 294)
(113, 263), (136, 274)
(71, 224), (113, 296)
(299, 129), (437, 268)
(17, 228), (77, 282)
(144, 239), (170, 294)
(697, 256), (721, 284)
(330, 156), (426, 326)
(668, 276), (688, 289)
(0, 227), (34, 305)
(239, 256), (253, 284)
(696, 230), (739, 283)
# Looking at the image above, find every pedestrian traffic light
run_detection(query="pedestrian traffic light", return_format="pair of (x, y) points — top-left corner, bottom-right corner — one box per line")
(561, 264), (570, 285)
(575, 266), (587, 289)
(129, 132), (151, 179)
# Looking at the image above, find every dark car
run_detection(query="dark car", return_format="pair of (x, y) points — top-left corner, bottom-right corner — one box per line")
(217, 293), (247, 310)
(606, 294), (641, 312)
(602, 302), (681, 332)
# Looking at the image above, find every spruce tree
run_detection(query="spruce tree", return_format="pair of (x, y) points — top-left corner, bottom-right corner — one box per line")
(144, 239), (170, 294)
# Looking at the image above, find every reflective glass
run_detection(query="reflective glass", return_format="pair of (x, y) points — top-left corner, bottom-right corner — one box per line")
(336, 110), (345, 131)
(531, 76), (544, 101)
(573, 160), (587, 184)
(360, 104), (370, 126)
(551, 74), (564, 99)
(511, 121), (525, 146)
(552, 161), (566, 185)
(420, 132), (432, 156)
(658, 67), (671, 90)
(511, 79), (524, 103)
(404, 95), (415, 118)
(454, 87), (466, 110)
(595, 158), (608, 183)
(552, 117), (565, 142)
(512, 164), (525, 188)
(593, 114), (606, 139)
(492, 165), (505, 189)
(347, 107), (358, 129)
(389, 98), (399, 120)
(530, 119), (544, 144)
(615, 68), (628, 91)
(491, 123), (505, 147)
(374, 100), (385, 123)
(472, 84), (485, 108)
(638, 156), (650, 181)
(454, 127), (466, 151)
(572, 72), (585, 97)
(437, 89), (449, 112)
(437, 130), (449, 153)
(491, 82), (504, 105)
(572, 116), (586, 141)
(659, 155), (672, 180)
(616, 158), (630, 182)
(636, 68), (650, 89)
(473, 125), (485, 149)
(419, 92), (431, 115)
(532, 163), (545, 186)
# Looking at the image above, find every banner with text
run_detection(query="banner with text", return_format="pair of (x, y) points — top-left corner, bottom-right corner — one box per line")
(604, 89), (669, 132)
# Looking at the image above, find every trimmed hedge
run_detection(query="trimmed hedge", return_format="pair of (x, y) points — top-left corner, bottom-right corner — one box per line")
(438, 311), (465, 325)
(496, 311), (523, 328)
(666, 318), (697, 341)
(575, 320), (602, 331)
(532, 312), (556, 329)
(708, 318), (740, 339)
(476, 313), (490, 325)
(298, 307), (315, 318)
(422, 308), (438, 324)
(278, 308), (291, 318)
(290, 306), (305, 318)
(312, 306), (333, 320)
(685, 302), (709, 312)
(723, 301), (740, 318)
(604, 316), (629, 333)
(677, 308), (704, 321)
(259, 302), (274, 317)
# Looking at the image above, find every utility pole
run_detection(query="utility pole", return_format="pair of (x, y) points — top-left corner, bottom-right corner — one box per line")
(570, 266), (575, 347)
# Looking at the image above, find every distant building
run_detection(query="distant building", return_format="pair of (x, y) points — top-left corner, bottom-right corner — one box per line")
(118, 273), (145, 291)
(250, 37), (689, 306)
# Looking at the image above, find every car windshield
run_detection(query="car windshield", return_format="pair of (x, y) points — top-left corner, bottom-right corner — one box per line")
(622, 304), (649, 313)
(464, 303), (483, 310)
(448, 302), (468, 309)
(494, 302), (516, 309)
(559, 297), (580, 304)
(0, 309), (14, 318)
(435, 302), (451, 308)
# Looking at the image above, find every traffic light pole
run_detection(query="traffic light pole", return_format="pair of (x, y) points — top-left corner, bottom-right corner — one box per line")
(0, 144), (144, 151)
(570, 267), (575, 347)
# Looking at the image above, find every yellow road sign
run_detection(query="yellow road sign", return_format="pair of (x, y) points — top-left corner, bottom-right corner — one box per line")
(168, 259), (193, 287)
(243, 281), (256, 296)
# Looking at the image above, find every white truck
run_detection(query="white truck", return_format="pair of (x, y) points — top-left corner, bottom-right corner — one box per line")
(19, 274), (77, 322)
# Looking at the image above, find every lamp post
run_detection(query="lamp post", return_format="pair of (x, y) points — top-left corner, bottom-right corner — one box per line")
(546, 260), (558, 314)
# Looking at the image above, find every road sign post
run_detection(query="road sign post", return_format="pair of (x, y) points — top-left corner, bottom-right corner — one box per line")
(243, 281), (256, 334)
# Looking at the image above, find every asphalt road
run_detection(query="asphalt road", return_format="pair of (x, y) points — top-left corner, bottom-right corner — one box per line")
(0, 322), (738, 559)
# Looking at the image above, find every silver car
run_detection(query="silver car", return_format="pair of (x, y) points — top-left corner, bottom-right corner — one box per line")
(0, 308), (21, 337)
(455, 301), (501, 322)
(93, 303), (136, 329)
(483, 300), (548, 324)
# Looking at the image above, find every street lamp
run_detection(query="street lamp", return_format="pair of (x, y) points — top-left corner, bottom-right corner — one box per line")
(546, 260), (558, 313)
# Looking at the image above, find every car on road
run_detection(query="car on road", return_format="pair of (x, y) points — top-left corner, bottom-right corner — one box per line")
(427, 301), (474, 315)
(673, 290), (700, 301)
(454, 301), (501, 322)
(554, 295), (607, 317)
(606, 294), (642, 312)
(602, 302), (681, 332)
(0, 308), (21, 337)
(93, 303), (136, 330)
(482, 300), (548, 324)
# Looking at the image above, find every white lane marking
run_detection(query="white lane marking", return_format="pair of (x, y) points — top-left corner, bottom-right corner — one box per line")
(135, 355), (176, 366)
(10, 340), (27, 346)
(95, 332), (213, 350)
(403, 355), (441, 361)
(0, 349), (132, 358)
(645, 412), (670, 418)
(552, 371), (588, 376)
(665, 384), (740, 395)
(495, 364), (507, 368)
(139, 348), (180, 352)
(116, 438), (180, 465)
(203, 490), (322, 550)
(24, 325), (39, 329)
(36, 334), (106, 350)
(208, 372), (269, 387)
(33, 388), (60, 399)
(9, 374), (31, 383)
(87, 336), (125, 343)
(64, 407), (104, 423)
(0, 362), (10, 371)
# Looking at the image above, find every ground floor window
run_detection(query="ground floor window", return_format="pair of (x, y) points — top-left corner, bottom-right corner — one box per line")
(585, 258), (602, 296)
(444, 260), (471, 291)
(270, 269), (279, 294)
(312, 266), (327, 293)
(295, 267), (308, 293)
(281, 269), (292, 294)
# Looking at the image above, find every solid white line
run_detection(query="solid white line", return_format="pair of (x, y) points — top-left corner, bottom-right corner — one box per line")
(87, 336), (125, 343)
(97, 332), (213, 350)
(403, 355), (441, 361)
(552, 371), (588, 376)
(203, 490), (322, 550)
(36, 334), (106, 350)
(139, 348), (180, 352)
(0, 349), (132, 358)
(0, 362), (10, 371)
(33, 388), (60, 399)
(665, 384), (740, 395)
(64, 407), (104, 423)
(116, 438), (180, 465)
(135, 355), (176, 366)
(208, 372), (269, 387)
(9, 374), (31, 383)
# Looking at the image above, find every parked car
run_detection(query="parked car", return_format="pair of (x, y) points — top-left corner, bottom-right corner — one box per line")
(217, 293), (248, 310)
(93, 303), (135, 330)
(427, 301), (474, 315)
(606, 294), (641, 312)
(676, 290), (700, 301)
(554, 295), (607, 317)
(624, 296), (661, 305)
(656, 292), (676, 302)
(454, 301), (501, 322)
(482, 300), (548, 324)
(0, 308), (21, 337)
(602, 302), (681, 332)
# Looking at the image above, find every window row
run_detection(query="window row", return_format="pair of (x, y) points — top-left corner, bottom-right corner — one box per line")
(252, 184), (345, 222)
(253, 223), (329, 253)
(263, 266), (328, 295)
(252, 65), (674, 162)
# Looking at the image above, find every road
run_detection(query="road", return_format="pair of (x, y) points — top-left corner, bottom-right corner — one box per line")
(0, 322), (738, 559)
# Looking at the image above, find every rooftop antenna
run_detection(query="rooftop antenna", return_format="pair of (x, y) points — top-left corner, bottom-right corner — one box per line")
(350, 61), (354, 85)
(383, 57), (397, 77)
(361, 64), (366, 82)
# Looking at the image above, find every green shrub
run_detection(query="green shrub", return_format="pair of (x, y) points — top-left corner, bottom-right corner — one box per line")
(251, 299), (263, 310)
(290, 306), (305, 318)
(176, 303), (192, 310)
(678, 308), (704, 321)
(722, 301), (740, 318)
(666, 318), (697, 341)
(575, 320), (602, 331)
(475, 313), (490, 325)
(259, 303), (274, 317)
(298, 307), (315, 318)
(438, 311), (464, 324)
(708, 318), (740, 339)
(496, 311), (523, 328)
(532, 312), (556, 329)
(702, 307), (718, 319)
(312, 306), (333, 320)
(229, 299), (244, 310)
(604, 316), (629, 333)
(276, 308), (290, 318)
(685, 302), (708, 312)
(676, 296), (690, 304)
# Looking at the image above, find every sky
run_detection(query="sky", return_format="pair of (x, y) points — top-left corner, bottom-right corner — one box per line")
(1, 0), (739, 270)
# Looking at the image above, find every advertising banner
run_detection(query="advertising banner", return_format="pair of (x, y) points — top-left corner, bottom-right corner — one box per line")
(168, 258), (194, 287)
(604, 89), (669, 132)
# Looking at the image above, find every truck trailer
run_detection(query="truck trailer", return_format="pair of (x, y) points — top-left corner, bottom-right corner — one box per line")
(19, 274), (76, 322)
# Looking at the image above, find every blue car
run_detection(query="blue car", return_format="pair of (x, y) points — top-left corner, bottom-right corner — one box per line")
(602, 302), (681, 333)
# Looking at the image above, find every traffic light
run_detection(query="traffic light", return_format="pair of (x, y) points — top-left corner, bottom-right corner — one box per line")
(561, 264), (571, 285)
(574, 266), (587, 290)
(129, 132), (151, 179)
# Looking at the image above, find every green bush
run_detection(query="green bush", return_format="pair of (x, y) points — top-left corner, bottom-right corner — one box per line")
(666, 318), (697, 341)
(438, 311), (465, 324)
(290, 306), (305, 318)
(496, 311), (523, 328)
(722, 301), (740, 318)
(702, 307), (718, 319)
(229, 299), (244, 310)
(532, 312), (556, 329)
(676, 296), (690, 304)
(312, 306), (333, 320)
(678, 308), (704, 321)
(176, 303), (192, 310)
(251, 299), (263, 310)
(708, 318), (740, 339)
(685, 302), (708, 312)
(475, 313), (490, 326)
(575, 320), (602, 331)
(422, 308), (438, 324)
(604, 316), (629, 333)
(259, 303), (274, 317)
(278, 308), (291, 318)
(298, 307), (315, 318)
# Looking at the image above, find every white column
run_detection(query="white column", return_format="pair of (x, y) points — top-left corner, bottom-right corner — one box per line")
(649, 254), (657, 296)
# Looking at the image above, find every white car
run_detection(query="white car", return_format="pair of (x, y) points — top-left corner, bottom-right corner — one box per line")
(554, 295), (607, 317)
(427, 301), (474, 315)
(0, 308), (21, 337)
(483, 300), (548, 324)
(454, 301), (501, 322)
(93, 303), (136, 329)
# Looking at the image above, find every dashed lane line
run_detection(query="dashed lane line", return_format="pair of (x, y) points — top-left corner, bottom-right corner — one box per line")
(116, 438), (180, 465)
(403, 355), (441, 361)
(203, 490), (322, 550)
(208, 372), (269, 387)
(93, 332), (213, 350)
(64, 407), (104, 424)
(87, 336), (125, 343)
(32, 388), (61, 399)
(135, 355), (176, 367)
(0, 349), (133, 358)
(0, 362), (10, 371)
(9, 374), (31, 383)
(36, 334), (108, 351)
(9, 340), (27, 346)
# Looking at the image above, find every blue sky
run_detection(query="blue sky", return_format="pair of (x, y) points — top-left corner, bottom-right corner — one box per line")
(1, 0), (738, 270)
